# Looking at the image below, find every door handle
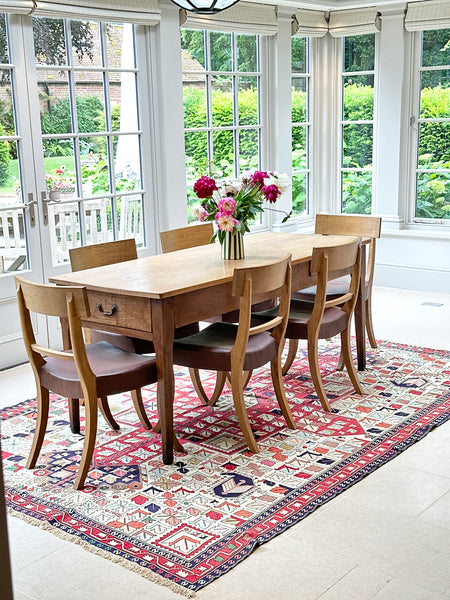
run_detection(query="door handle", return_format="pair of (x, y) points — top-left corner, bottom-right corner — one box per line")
(24, 193), (38, 227)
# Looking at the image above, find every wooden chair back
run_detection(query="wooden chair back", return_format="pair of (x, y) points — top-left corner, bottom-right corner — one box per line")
(311, 239), (362, 320)
(160, 223), (214, 254)
(315, 214), (381, 284)
(231, 255), (292, 363)
(69, 238), (137, 272)
(14, 276), (93, 386)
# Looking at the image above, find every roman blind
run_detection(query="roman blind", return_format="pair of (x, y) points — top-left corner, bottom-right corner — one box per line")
(405, 0), (450, 31)
(291, 9), (328, 37)
(0, 1), (35, 13)
(329, 7), (381, 37)
(32, 0), (160, 25)
(180, 2), (277, 35)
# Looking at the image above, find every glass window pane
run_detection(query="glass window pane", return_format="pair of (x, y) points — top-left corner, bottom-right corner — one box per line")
(74, 72), (105, 133)
(183, 77), (207, 129)
(70, 20), (101, 67)
(210, 31), (232, 71)
(49, 200), (80, 264)
(342, 123), (373, 168)
(418, 122), (450, 163)
(422, 29), (450, 68)
(420, 72), (450, 116)
(38, 70), (71, 135)
(114, 134), (141, 191)
(212, 76), (232, 127)
(343, 76), (374, 120)
(292, 172), (307, 216)
(239, 129), (259, 171)
(83, 197), (112, 244)
(118, 194), (143, 242)
(0, 69), (14, 134)
(33, 17), (68, 66)
(0, 207), (29, 273)
(106, 23), (134, 69)
(213, 129), (234, 177)
(181, 29), (205, 69)
(238, 76), (258, 126)
(0, 14), (9, 64)
(237, 34), (257, 72)
(292, 78), (307, 123)
(292, 126), (307, 170)
(43, 140), (76, 196)
(0, 140), (18, 200)
(341, 171), (372, 214)
(344, 34), (375, 72)
(292, 37), (306, 73)
(416, 172), (450, 219)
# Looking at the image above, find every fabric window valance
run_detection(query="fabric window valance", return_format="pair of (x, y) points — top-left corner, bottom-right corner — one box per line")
(0, 1), (35, 14)
(405, 0), (450, 31)
(31, 0), (160, 26)
(329, 7), (381, 37)
(180, 2), (277, 35)
(291, 9), (328, 37)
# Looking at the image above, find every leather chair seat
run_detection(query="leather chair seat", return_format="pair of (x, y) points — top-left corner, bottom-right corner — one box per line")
(40, 341), (157, 399)
(173, 322), (278, 372)
(293, 276), (369, 302)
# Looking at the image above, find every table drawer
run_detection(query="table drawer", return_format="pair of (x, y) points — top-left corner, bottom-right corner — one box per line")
(86, 291), (151, 333)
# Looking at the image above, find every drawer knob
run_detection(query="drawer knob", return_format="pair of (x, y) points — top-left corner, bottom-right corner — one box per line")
(96, 303), (117, 317)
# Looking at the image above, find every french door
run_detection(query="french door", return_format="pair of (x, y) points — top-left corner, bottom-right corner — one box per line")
(0, 13), (156, 368)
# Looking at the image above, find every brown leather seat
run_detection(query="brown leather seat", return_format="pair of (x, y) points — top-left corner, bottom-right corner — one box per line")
(173, 255), (296, 454)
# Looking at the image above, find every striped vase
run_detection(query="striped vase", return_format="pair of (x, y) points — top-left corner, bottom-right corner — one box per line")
(221, 231), (245, 260)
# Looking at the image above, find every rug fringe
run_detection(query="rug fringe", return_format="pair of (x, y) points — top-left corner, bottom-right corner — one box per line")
(7, 507), (195, 598)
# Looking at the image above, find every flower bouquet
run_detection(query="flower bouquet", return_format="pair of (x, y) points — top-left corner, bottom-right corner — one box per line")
(46, 166), (76, 198)
(192, 169), (291, 258)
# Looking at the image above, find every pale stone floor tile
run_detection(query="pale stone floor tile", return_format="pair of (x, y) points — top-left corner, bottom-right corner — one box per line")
(418, 490), (450, 531)
(316, 563), (392, 600)
(391, 549), (450, 596)
(209, 535), (357, 600)
(372, 577), (445, 600)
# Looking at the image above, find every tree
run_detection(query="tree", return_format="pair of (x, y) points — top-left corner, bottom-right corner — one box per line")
(32, 17), (94, 66)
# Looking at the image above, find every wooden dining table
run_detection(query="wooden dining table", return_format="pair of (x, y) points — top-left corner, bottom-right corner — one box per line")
(50, 231), (367, 465)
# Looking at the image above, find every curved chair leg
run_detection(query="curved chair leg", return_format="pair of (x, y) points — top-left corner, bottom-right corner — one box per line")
(282, 339), (298, 375)
(225, 370), (252, 390)
(336, 349), (345, 371)
(189, 368), (227, 406)
(151, 420), (185, 453)
(307, 335), (332, 412)
(26, 385), (50, 469)
(341, 328), (364, 396)
(74, 387), (98, 490)
(98, 397), (120, 430)
(365, 297), (377, 349)
(230, 369), (259, 453)
(270, 357), (297, 430)
(131, 388), (153, 430)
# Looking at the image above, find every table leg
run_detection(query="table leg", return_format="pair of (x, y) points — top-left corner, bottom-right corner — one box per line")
(151, 298), (175, 465)
(355, 243), (367, 371)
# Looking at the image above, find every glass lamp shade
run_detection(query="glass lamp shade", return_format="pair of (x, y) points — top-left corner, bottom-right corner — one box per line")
(170, 0), (240, 14)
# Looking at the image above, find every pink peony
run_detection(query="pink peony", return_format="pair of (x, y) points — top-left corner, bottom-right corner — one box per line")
(193, 205), (209, 222)
(251, 170), (269, 188)
(193, 176), (218, 199)
(215, 212), (238, 232)
(263, 184), (281, 204)
(217, 197), (236, 215)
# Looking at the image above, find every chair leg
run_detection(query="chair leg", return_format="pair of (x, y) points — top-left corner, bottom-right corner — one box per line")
(98, 397), (120, 430)
(282, 339), (298, 375)
(336, 349), (344, 371)
(189, 368), (227, 406)
(131, 388), (153, 430)
(26, 385), (50, 469)
(152, 420), (185, 453)
(307, 335), (332, 412)
(270, 357), (297, 430)
(74, 387), (98, 490)
(229, 369), (259, 453)
(68, 397), (80, 434)
(226, 370), (252, 390)
(341, 328), (364, 396)
(365, 297), (377, 349)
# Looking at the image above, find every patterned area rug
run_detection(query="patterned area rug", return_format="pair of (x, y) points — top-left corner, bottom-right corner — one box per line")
(2, 341), (450, 596)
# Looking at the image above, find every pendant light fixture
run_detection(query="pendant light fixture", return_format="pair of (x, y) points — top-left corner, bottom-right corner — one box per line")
(170, 0), (240, 14)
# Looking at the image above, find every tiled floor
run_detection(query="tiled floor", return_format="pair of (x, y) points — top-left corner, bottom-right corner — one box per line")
(2, 286), (450, 600)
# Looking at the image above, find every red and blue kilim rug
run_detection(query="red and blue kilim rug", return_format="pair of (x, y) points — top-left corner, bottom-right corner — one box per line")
(2, 340), (450, 596)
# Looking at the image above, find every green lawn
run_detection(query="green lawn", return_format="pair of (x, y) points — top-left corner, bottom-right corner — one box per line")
(3, 156), (77, 192)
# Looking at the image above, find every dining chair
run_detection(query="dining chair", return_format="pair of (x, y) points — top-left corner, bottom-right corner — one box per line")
(253, 239), (364, 413)
(172, 255), (296, 454)
(69, 239), (198, 432)
(160, 223), (228, 407)
(14, 276), (160, 490)
(294, 214), (382, 356)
